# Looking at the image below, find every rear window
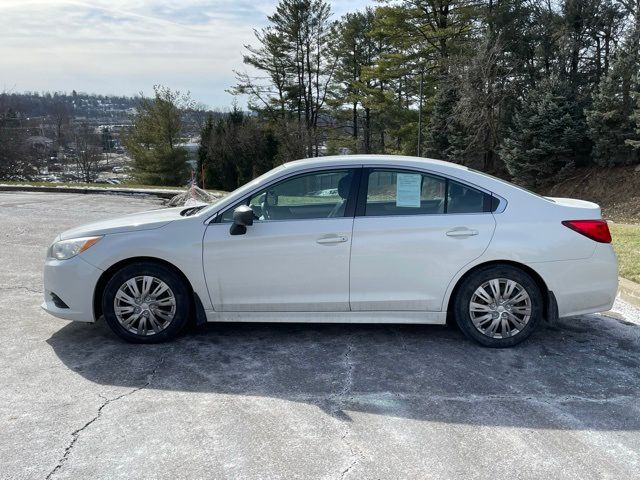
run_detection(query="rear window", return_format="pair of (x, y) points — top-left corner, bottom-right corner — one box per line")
(469, 168), (552, 203)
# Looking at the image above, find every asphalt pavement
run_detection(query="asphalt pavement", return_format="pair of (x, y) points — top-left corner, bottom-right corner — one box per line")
(1, 192), (639, 480)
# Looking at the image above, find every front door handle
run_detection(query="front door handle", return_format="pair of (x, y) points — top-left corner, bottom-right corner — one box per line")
(446, 228), (479, 238)
(316, 235), (348, 245)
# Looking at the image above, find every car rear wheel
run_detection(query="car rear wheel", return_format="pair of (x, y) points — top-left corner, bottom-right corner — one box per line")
(453, 265), (543, 347)
(102, 262), (191, 343)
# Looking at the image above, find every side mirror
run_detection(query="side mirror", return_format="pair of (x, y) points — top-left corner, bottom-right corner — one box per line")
(230, 205), (254, 235)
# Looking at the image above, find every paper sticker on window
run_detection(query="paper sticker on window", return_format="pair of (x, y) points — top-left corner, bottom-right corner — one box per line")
(396, 173), (421, 207)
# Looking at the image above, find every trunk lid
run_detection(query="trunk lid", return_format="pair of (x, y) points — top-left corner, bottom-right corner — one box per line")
(545, 197), (602, 219)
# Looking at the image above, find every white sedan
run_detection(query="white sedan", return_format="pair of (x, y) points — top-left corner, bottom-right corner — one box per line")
(42, 155), (618, 347)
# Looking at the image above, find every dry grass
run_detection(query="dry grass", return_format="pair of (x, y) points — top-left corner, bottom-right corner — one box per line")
(610, 223), (640, 284)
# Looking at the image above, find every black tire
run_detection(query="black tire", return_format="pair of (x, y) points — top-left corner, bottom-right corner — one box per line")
(102, 262), (191, 343)
(453, 265), (543, 348)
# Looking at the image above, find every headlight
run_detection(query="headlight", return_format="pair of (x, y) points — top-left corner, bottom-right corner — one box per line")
(48, 236), (103, 260)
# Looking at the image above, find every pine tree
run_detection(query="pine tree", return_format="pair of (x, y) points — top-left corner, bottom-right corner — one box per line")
(232, 0), (334, 157)
(329, 8), (378, 153)
(125, 86), (191, 186)
(586, 32), (640, 166)
(200, 107), (280, 191)
(628, 90), (640, 151)
(500, 77), (589, 188)
(425, 83), (459, 160)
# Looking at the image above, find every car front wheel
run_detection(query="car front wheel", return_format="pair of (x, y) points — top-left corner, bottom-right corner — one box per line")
(453, 265), (543, 347)
(102, 262), (191, 343)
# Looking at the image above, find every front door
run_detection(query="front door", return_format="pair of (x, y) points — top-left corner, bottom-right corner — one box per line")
(203, 168), (358, 312)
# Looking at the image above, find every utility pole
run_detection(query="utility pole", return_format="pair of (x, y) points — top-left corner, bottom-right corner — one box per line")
(417, 66), (424, 157)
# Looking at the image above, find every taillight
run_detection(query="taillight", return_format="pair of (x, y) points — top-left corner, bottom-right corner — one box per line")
(562, 220), (612, 243)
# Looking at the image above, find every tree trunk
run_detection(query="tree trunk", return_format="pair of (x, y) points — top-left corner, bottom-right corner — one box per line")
(364, 107), (371, 154)
(352, 102), (358, 140)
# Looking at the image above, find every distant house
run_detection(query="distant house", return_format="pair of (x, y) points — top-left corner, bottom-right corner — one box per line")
(26, 135), (54, 155)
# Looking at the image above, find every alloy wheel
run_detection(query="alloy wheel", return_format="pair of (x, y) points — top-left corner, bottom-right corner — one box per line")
(113, 275), (177, 336)
(468, 278), (532, 339)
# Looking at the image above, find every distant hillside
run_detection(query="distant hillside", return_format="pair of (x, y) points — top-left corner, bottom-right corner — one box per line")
(0, 91), (141, 123)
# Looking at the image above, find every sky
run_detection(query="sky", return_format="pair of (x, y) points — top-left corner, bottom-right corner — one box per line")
(0, 0), (372, 109)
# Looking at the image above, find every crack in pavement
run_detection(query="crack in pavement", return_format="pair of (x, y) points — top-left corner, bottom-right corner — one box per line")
(328, 337), (360, 480)
(45, 355), (166, 480)
(0, 285), (42, 294)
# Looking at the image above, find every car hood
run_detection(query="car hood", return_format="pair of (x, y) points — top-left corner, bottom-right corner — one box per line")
(59, 207), (187, 240)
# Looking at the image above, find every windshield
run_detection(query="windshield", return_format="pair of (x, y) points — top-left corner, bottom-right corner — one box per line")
(196, 164), (288, 217)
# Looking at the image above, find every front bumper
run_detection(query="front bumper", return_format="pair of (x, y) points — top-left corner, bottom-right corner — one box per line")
(42, 255), (103, 322)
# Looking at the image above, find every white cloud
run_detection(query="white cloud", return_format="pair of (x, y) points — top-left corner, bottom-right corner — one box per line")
(0, 0), (372, 107)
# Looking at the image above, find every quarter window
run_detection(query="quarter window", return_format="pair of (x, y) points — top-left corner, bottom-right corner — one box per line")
(447, 180), (486, 214)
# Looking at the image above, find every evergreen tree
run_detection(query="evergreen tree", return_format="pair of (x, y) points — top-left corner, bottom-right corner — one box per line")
(500, 77), (589, 188)
(232, 0), (334, 158)
(125, 86), (191, 186)
(587, 31), (640, 165)
(329, 8), (378, 153)
(425, 82), (459, 160)
(200, 107), (279, 191)
(628, 88), (640, 151)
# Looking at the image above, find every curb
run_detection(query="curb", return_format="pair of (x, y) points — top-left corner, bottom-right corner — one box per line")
(0, 184), (181, 200)
(618, 277), (640, 309)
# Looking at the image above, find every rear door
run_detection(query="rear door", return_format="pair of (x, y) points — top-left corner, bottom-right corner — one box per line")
(349, 168), (496, 311)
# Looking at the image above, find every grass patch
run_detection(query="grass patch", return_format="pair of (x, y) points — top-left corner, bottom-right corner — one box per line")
(610, 223), (640, 284)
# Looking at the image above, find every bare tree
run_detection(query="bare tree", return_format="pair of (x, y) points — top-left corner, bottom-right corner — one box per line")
(0, 92), (36, 179)
(51, 98), (71, 148)
(74, 124), (102, 182)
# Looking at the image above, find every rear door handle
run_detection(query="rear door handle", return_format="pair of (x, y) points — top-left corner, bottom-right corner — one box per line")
(316, 235), (348, 245)
(446, 228), (478, 238)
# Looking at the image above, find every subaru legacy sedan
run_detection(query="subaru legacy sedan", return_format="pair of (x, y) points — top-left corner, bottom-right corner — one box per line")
(42, 155), (618, 347)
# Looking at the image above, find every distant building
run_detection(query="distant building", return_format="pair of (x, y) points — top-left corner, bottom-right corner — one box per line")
(26, 135), (54, 154)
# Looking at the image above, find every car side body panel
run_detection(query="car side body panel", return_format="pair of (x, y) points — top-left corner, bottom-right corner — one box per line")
(350, 213), (496, 311)
(203, 218), (354, 312)
(74, 218), (212, 320)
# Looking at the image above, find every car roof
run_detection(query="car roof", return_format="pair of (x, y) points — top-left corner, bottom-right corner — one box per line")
(282, 155), (470, 173)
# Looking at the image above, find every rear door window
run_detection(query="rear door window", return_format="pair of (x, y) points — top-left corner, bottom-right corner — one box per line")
(363, 169), (491, 216)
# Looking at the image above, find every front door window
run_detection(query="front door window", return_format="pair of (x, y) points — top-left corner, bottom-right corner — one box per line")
(221, 169), (355, 222)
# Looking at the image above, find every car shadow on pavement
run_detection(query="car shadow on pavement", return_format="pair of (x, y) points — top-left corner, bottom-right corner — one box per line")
(47, 314), (640, 430)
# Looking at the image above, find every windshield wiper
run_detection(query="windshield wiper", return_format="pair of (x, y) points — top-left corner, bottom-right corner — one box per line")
(180, 205), (208, 217)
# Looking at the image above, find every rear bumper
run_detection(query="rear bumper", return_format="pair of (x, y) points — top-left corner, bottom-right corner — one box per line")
(528, 243), (618, 317)
(42, 255), (103, 322)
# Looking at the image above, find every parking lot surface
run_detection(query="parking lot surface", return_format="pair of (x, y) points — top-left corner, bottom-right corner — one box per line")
(1, 191), (639, 480)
